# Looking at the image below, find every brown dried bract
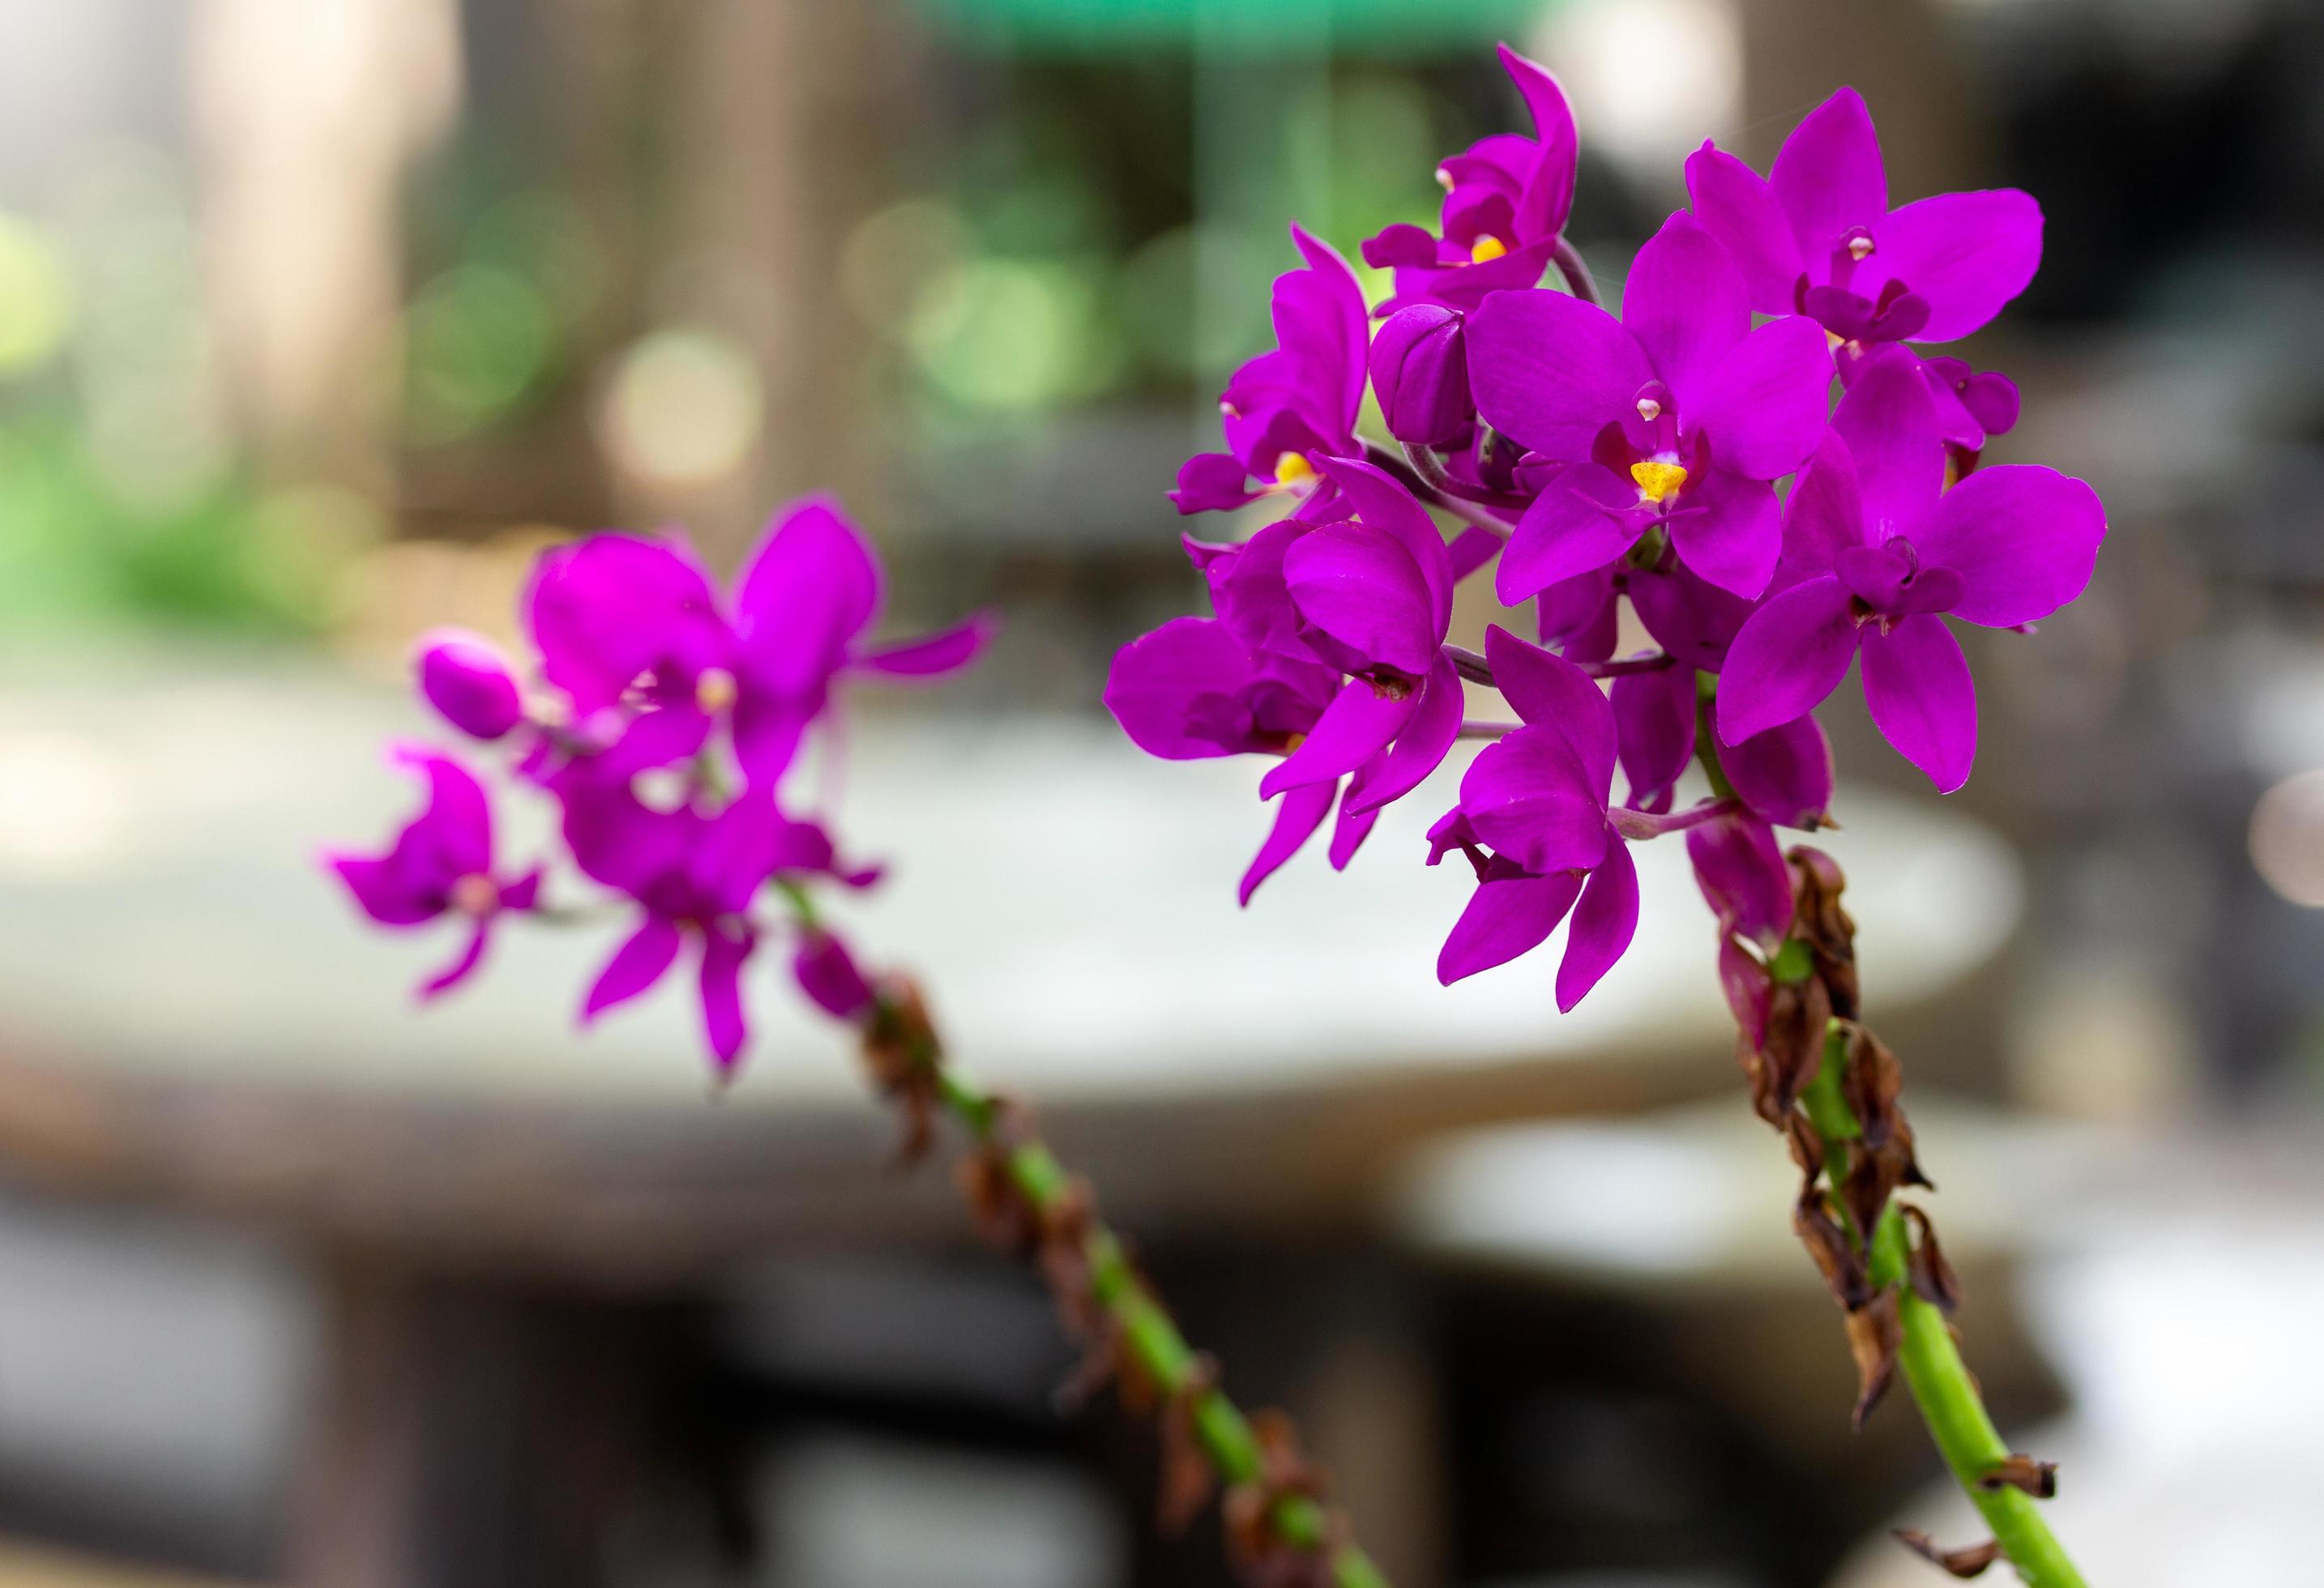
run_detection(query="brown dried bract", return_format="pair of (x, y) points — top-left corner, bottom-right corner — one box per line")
(1155, 1355), (1223, 1533)
(1978, 1452), (2059, 1499)
(1787, 846), (1860, 1018)
(861, 976), (945, 1163)
(1893, 1530), (2003, 1577)
(1902, 1204), (1963, 1314)
(1223, 1411), (1339, 1588)
(1794, 1189), (1871, 1311)
(1752, 973), (1833, 1122)
(1844, 1287), (1902, 1429)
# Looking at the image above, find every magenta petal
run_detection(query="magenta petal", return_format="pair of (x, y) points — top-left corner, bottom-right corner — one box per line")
(1685, 814), (1792, 945)
(329, 855), (435, 927)
(1912, 464), (2107, 628)
(1668, 467), (1781, 599)
(1717, 576), (1860, 744)
(1629, 562), (1754, 672)
(1869, 189), (2043, 343)
(1612, 664), (1698, 809)
(1328, 793), (1378, 870)
(1284, 224), (1370, 438)
(1447, 524), (1502, 583)
(1437, 867), (1584, 985)
(1283, 522), (1438, 676)
(400, 747), (493, 878)
(417, 630), (523, 741)
(734, 497), (883, 695)
(1467, 288), (1654, 460)
(855, 612), (997, 677)
(1832, 352), (1945, 536)
(419, 924), (490, 1001)
(1314, 455), (1453, 634)
(1622, 211), (1749, 410)
(1496, 467), (1639, 604)
(525, 534), (726, 715)
(584, 916), (682, 1020)
(1724, 714), (1835, 829)
(1860, 613), (1976, 792)
(1172, 451), (1262, 514)
(1720, 933), (1772, 1046)
(1106, 617), (1261, 760)
(1484, 625), (1617, 798)
(1348, 651), (1462, 814)
(793, 931), (875, 1019)
(1685, 315), (1834, 481)
(731, 693), (816, 789)
(1258, 681), (1415, 798)
(698, 922), (754, 1071)
(1239, 779), (1338, 905)
(1459, 726), (1609, 874)
(1775, 431), (1869, 593)
(1499, 43), (1579, 239)
(1685, 142), (1805, 313)
(1556, 839), (1638, 1011)
(1770, 88), (1887, 259)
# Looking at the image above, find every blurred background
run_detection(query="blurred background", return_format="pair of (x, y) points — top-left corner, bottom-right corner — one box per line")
(0, 0), (2319, 1583)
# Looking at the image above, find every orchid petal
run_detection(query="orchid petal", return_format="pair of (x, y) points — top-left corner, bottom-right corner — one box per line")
(854, 612), (998, 677)
(1717, 576), (1860, 745)
(1868, 189), (2043, 343)
(1437, 866), (1584, 985)
(1258, 680), (1416, 799)
(1468, 288), (1654, 460)
(1686, 815), (1792, 945)
(1623, 211), (1749, 409)
(584, 916), (682, 1020)
(1912, 465), (2106, 629)
(1860, 613), (1976, 792)
(1832, 352), (1945, 537)
(1283, 522), (1438, 676)
(1556, 839), (1638, 1011)
(1770, 88), (1886, 260)
(1484, 625), (1617, 799)
(1685, 315), (1834, 481)
(1612, 664), (1698, 810)
(1347, 651), (1463, 814)
(1668, 467), (1781, 599)
(699, 923), (754, 1071)
(734, 497), (883, 696)
(419, 924), (490, 1001)
(1685, 141), (1805, 313)
(1724, 714), (1836, 829)
(1495, 466), (1638, 604)
(1239, 779), (1338, 905)
(1459, 725), (1610, 874)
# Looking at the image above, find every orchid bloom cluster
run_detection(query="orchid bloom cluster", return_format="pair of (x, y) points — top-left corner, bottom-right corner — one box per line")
(1110, 46), (2106, 1018)
(327, 500), (993, 1072)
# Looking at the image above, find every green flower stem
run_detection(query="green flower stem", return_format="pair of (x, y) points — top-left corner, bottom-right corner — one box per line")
(1802, 1029), (2087, 1587)
(926, 1064), (1391, 1588)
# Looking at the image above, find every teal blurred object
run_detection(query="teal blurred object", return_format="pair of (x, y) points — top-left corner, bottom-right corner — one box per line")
(915, 0), (1546, 55)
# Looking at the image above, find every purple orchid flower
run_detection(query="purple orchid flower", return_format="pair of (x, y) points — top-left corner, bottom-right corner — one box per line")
(725, 497), (997, 786)
(1363, 44), (1579, 313)
(1717, 356), (2107, 792)
(558, 776), (877, 1073)
(1170, 226), (1368, 516)
(1104, 612), (1359, 903)
(1467, 211), (1834, 602)
(1111, 459), (1467, 900)
(1429, 627), (1640, 1006)
(326, 746), (540, 998)
(1685, 88), (2040, 446)
(525, 503), (993, 789)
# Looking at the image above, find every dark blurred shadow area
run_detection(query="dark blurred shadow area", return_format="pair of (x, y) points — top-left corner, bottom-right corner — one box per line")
(0, 0), (2320, 1585)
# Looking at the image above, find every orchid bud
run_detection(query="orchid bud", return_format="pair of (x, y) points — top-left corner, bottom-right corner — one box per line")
(794, 930), (874, 1020)
(1367, 304), (1472, 447)
(417, 630), (523, 741)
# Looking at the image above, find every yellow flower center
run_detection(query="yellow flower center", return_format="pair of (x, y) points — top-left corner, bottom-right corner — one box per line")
(1630, 459), (1689, 503)
(695, 667), (738, 714)
(1468, 234), (1509, 264)
(1273, 451), (1317, 488)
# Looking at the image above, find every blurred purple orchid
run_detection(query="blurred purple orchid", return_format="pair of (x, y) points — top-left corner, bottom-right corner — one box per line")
(1717, 357), (2106, 791)
(1363, 45), (1579, 313)
(525, 502), (993, 788)
(327, 747), (540, 999)
(1467, 211), (1833, 603)
(559, 776), (878, 1073)
(1171, 226), (1369, 516)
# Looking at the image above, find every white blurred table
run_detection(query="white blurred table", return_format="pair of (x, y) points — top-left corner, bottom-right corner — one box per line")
(0, 643), (2025, 1587)
(0, 642), (2024, 1270)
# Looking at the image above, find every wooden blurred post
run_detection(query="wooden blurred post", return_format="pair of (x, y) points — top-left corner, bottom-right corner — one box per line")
(189, 0), (463, 497)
